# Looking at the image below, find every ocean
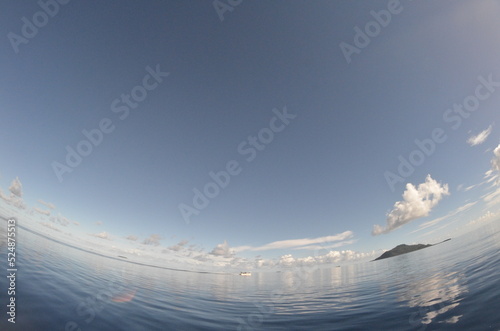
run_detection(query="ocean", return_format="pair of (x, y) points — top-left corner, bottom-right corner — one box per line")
(0, 217), (499, 331)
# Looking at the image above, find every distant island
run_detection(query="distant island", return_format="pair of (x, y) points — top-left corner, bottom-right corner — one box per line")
(373, 239), (451, 261)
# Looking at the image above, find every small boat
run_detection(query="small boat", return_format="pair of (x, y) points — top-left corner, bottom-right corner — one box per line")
(239, 272), (251, 276)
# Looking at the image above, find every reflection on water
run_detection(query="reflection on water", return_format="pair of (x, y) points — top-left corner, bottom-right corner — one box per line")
(403, 271), (467, 327)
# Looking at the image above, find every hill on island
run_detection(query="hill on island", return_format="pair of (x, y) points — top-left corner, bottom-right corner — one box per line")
(373, 239), (451, 261)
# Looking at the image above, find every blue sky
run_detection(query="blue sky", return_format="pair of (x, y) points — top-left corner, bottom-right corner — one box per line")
(1, 0), (499, 269)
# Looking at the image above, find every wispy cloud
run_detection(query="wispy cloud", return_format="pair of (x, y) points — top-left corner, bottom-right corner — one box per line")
(33, 207), (51, 216)
(142, 234), (162, 246)
(126, 235), (138, 241)
(481, 144), (500, 207)
(467, 211), (497, 226)
(168, 240), (189, 252)
(51, 214), (71, 226)
(38, 199), (56, 209)
(373, 175), (450, 235)
(482, 187), (500, 208)
(90, 231), (110, 240)
(291, 239), (357, 251)
(413, 201), (477, 232)
(233, 231), (354, 252)
(40, 222), (60, 232)
(467, 125), (493, 146)
(492, 144), (500, 177)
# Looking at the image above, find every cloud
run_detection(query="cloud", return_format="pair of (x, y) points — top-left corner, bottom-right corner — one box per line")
(142, 234), (162, 246)
(0, 177), (27, 210)
(233, 231), (354, 252)
(459, 184), (477, 192)
(467, 211), (497, 226)
(0, 188), (26, 210)
(9, 177), (23, 197)
(168, 240), (189, 252)
(415, 201), (477, 232)
(38, 199), (56, 209)
(126, 235), (138, 241)
(73, 221), (80, 226)
(33, 207), (51, 216)
(291, 239), (357, 251)
(492, 144), (500, 177)
(50, 214), (70, 226)
(373, 175), (450, 235)
(95, 221), (102, 226)
(0, 189), (9, 201)
(480, 145), (500, 207)
(209, 240), (234, 258)
(40, 222), (60, 232)
(275, 249), (377, 267)
(482, 186), (500, 208)
(467, 125), (493, 146)
(90, 232), (110, 240)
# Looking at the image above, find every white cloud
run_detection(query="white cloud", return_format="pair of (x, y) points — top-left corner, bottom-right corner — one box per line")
(40, 222), (60, 232)
(209, 240), (234, 258)
(168, 240), (189, 252)
(50, 214), (71, 226)
(233, 231), (354, 252)
(464, 185), (476, 192)
(33, 207), (51, 216)
(0, 178), (27, 210)
(90, 231), (110, 240)
(415, 201), (477, 231)
(481, 144), (500, 207)
(276, 249), (376, 267)
(291, 239), (357, 250)
(126, 235), (138, 241)
(373, 175), (450, 235)
(483, 186), (500, 208)
(0, 189), (9, 201)
(38, 199), (56, 209)
(492, 144), (500, 176)
(467, 125), (493, 146)
(142, 234), (162, 246)
(9, 177), (23, 197)
(0, 188), (26, 210)
(467, 211), (496, 226)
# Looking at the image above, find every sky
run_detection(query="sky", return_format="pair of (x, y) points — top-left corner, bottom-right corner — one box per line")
(1, 0), (499, 270)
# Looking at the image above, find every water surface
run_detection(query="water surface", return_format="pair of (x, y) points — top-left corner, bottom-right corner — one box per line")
(0, 218), (499, 330)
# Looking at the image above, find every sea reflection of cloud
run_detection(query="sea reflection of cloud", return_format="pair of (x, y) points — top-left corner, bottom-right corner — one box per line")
(403, 271), (468, 328)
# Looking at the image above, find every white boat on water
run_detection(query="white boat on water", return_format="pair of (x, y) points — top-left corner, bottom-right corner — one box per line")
(239, 272), (251, 276)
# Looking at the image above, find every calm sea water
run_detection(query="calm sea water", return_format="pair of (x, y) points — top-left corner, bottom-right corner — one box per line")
(0, 218), (499, 331)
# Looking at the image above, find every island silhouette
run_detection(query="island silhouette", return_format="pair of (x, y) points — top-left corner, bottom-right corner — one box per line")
(373, 238), (451, 261)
